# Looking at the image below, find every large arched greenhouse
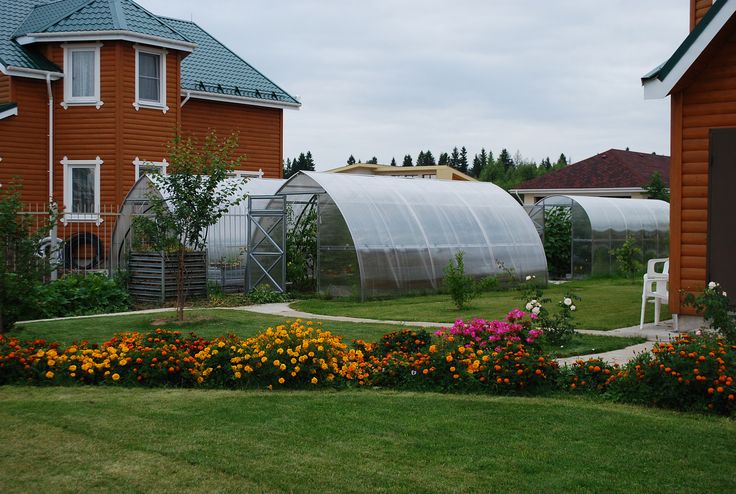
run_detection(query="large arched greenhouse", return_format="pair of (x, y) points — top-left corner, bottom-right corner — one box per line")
(276, 172), (547, 299)
(111, 172), (548, 300)
(528, 195), (669, 278)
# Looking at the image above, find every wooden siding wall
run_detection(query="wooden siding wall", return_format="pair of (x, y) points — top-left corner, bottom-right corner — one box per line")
(0, 77), (49, 202)
(0, 74), (10, 102)
(181, 99), (283, 178)
(691, 0), (714, 30)
(670, 26), (736, 314)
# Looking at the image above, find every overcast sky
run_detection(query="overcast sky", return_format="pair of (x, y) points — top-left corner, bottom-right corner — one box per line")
(139, 0), (689, 170)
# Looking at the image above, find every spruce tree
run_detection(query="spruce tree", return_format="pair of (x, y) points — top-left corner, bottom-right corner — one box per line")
(425, 150), (436, 166)
(283, 158), (292, 178)
(417, 151), (426, 166)
(367, 157), (378, 164)
(438, 152), (449, 166)
(402, 154), (413, 167)
(459, 146), (469, 173)
(347, 155), (356, 165)
(555, 153), (568, 168)
(498, 148), (514, 172)
(390, 157), (397, 166)
(449, 147), (460, 169)
(470, 155), (483, 178)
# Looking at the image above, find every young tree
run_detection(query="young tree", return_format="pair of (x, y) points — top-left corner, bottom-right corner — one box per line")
(390, 157), (397, 166)
(424, 150), (436, 166)
(555, 153), (569, 168)
(540, 157), (552, 170)
(438, 152), (449, 166)
(498, 148), (514, 172)
(347, 155), (356, 165)
(416, 151), (426, 166)
(137, 132), (245, 321)
(402, 154), (413, 167)
(470, 154), (483, 178)
(366, 156), (378, 164)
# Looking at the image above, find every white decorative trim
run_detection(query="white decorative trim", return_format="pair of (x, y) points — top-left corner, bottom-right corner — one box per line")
(133, 157), (168, 180)
(61, 156), (103, 224)
(15, 31), (195, 52)
(62, 43), (103, 109)
(0, 106), (18, 120)
(642, 1), (736, 99)
(229, 169), (264, 179)
(509, 187), (647, 195)
(134, 46), (168, 113)
(184, 90), (301, 110)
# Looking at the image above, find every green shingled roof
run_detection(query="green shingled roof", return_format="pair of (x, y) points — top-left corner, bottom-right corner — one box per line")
(0, 0), (62, 71)
(163, 17), (299, 106)
(1, 0), (298, 107)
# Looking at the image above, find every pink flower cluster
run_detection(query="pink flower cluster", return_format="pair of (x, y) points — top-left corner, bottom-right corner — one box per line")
(435, 310), (544, 349)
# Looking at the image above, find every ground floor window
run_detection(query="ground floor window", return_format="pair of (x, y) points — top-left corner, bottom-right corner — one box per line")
(133, 157), (168, 180)
(61, 156), (102, 223)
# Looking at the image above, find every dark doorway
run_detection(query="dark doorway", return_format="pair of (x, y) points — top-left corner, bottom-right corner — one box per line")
(708, 128), (736, 305)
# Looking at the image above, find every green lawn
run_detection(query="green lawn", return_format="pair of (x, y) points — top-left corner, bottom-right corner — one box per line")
(0, 387), (733, 493)
(11, 308), (643, 359)
(293, 278), (670, 330)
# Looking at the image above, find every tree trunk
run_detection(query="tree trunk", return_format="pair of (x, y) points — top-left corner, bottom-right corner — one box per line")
(177, 246), (185, 321)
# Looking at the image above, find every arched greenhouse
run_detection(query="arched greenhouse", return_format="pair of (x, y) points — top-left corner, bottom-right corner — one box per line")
(528, 195), (669, 278)
(276, 172), (548, 299)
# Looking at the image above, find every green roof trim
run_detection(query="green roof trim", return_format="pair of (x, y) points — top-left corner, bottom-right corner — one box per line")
(0, 102), (18, 112)
(0, 0), (63, 72)
(642, 0), (728, 82)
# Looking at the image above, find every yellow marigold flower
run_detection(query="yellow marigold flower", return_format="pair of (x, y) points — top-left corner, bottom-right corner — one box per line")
(311, 377), (318, 384)
(70, 373), (76, 377)
(273, 359), (281, 367)
(45, 371), (54, 379)
(47, 359), (55, 367)
(446, 354), (453, 362)
(278, 377), (285, 384)
(119, 359), (127, 366)
(234, 372), (242, 379)
(261, 356), (268, 363)
(245, 365), (253, 373)
(112, 373), (120, 381)
(36, 350), (45, 357)
(277, 348), (284, 354)
(218, 341), (226, 348)
(280, 364), (287, 371)
(429, 345), (437, 353)
(291, 358), (297, 364)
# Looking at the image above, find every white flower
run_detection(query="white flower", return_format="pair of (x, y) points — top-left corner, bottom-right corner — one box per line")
(411, 369), (417, 376)
(530, 299), (537, 305)
(708, 281), (717, 290)
(563, 298), (572, 306)
(525, 275), (532, 281)
(695, 329), (702, 336)
(525, 303), (533, 311)
(532, 307), (540, 315)
(570, 305), (576, 311)
(723, 291), (728, 297)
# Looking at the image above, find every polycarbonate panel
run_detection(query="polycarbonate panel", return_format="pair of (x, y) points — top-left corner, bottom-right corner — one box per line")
(532, 195), (669, 278)
(278, 172), (547, 299)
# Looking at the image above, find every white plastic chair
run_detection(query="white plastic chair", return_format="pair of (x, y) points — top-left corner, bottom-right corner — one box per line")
(640, 258), (669, 329)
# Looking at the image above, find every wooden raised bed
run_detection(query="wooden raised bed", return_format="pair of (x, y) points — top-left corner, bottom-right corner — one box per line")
(128, 251), (207, 303)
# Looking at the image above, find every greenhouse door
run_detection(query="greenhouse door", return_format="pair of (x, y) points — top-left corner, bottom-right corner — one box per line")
(708, 128), (736, 305)
(246, 195), (286, 293)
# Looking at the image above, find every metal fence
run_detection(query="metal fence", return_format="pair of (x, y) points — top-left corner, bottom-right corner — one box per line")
(20, 203), (122, 279)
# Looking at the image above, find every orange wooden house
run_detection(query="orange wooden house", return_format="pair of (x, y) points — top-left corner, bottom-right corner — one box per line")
(642, 0), (736, 324)
(0, 0), (299, 267)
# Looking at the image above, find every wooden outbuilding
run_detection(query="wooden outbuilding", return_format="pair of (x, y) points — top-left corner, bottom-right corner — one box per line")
(642, 0), (736, 322)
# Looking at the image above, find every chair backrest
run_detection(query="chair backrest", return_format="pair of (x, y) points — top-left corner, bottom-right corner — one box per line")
(646, 257), (669, 277)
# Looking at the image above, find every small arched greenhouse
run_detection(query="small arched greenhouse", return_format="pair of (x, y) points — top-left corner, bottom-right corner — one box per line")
(277, 171), (547, 299)
(528, 195), (669, 278)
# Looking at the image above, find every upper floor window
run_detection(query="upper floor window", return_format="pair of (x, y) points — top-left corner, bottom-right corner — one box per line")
(62, 43), (102, 109)
(134, 47), (168, 113)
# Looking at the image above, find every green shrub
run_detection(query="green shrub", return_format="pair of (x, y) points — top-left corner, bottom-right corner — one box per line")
(247, 284), (289, 304)
(31, 273), (131, 319)
(559, 357), (618, 392)
(610, 235), (642, 279)
(443, 251), (475, 309)
(374, 329), (431, 357)
(684, 281), (736, 343)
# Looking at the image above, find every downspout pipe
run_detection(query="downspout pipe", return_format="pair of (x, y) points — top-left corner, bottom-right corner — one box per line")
(180, 90), (191, 107)
(46, 73), (58, 280)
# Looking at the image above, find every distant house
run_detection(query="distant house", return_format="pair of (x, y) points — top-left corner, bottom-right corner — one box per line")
(0, 0), (300, 211)
(642, 0), (736, 322)
(326, 163), (476, 181)
(509, 149), (670, 206)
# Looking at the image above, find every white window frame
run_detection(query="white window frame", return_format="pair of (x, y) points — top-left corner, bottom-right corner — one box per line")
(133, 157), (168, 180)
(61, 43), (103, 109)
(133, 46), (168, 113)
(61, 156), (103, 224)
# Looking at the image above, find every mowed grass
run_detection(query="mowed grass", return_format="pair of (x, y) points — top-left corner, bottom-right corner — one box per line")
(293, 278), (671, 330)
(11, 308), (643, 359)
(0, 387), (734, 493)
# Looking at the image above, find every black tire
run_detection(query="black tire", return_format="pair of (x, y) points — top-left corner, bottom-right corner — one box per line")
(64, 232), (103, 269)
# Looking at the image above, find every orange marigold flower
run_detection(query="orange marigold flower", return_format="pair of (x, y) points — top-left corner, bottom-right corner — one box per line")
(112, 373), (120, 381)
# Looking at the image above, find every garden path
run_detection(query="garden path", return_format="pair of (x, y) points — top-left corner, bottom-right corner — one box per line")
(244, 302), (680, 366)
